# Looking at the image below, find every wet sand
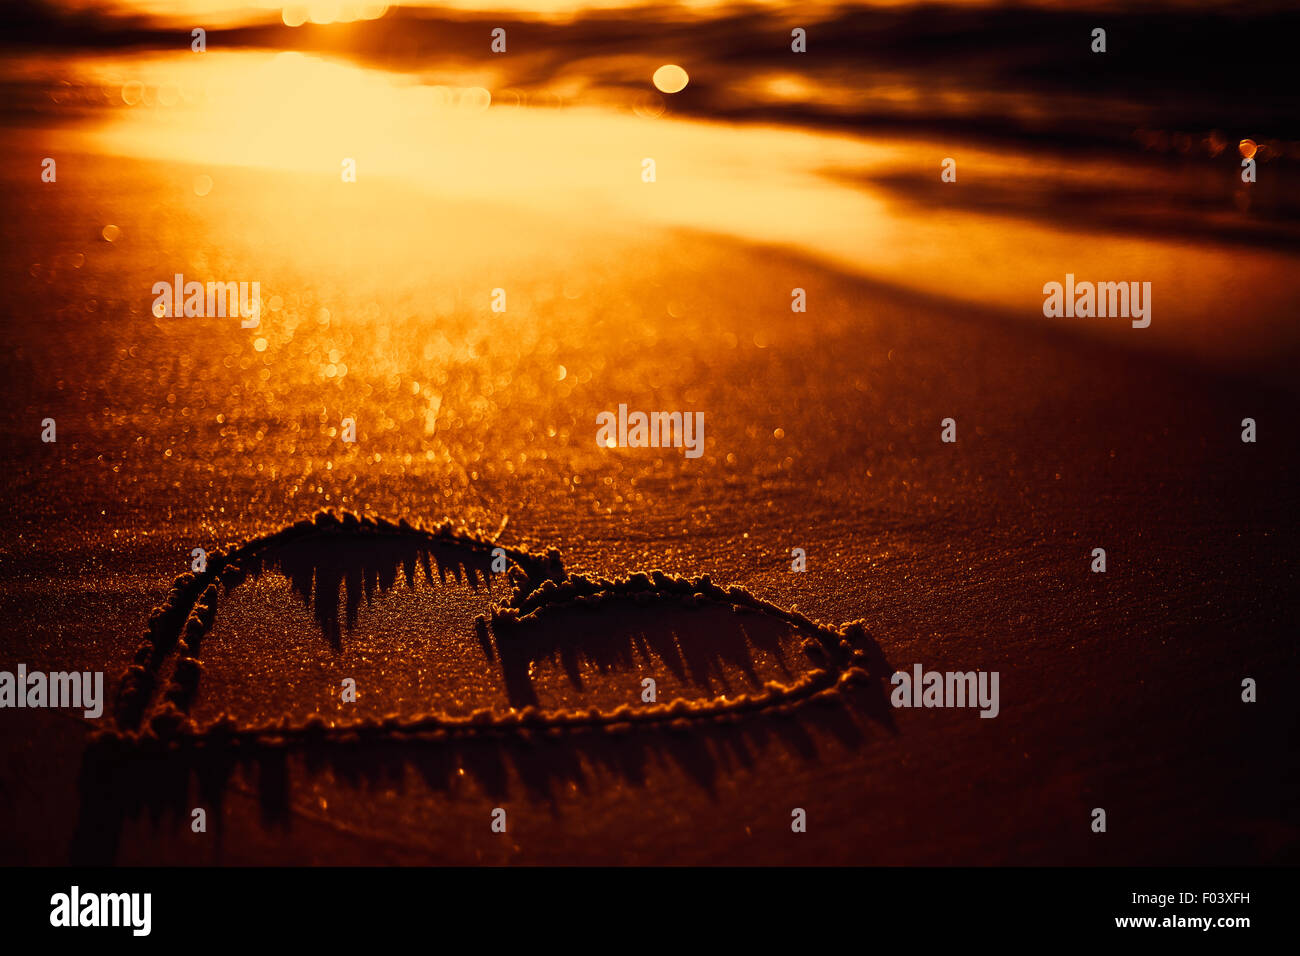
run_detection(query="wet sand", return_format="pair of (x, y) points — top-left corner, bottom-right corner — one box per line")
(1, 110), (1297, 865)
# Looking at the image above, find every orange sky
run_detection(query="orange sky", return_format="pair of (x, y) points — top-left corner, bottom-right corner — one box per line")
(40, 0), (1223, 25)
(54, 0), (812, 21)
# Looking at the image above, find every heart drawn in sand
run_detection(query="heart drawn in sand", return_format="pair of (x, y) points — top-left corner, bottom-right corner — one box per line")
(108, 511), (889, 748)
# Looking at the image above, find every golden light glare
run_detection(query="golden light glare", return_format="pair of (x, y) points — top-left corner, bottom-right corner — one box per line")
(78, 46), (1280, 345)
(1238, 138), (1257, 160)
(282, 2), (389, 27)
(652, 64), (689, 94)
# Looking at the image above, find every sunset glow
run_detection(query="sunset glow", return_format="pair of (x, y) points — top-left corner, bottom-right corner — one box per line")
(1, 0), (1296, 887)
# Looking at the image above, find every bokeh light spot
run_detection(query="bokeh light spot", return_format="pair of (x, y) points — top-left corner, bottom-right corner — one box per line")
(652, 65), (689, 94)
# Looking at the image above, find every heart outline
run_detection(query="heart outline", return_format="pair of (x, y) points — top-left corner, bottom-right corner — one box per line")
(106, 510), (881, 750)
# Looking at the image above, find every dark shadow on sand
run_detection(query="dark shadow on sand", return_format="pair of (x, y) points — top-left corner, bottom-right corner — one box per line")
(73, 525), (897, 863)
(70, 669), (895, 864)
(242, 532), (499, 651)
(493, 602), (805, 709)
